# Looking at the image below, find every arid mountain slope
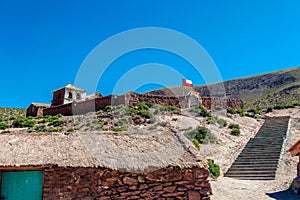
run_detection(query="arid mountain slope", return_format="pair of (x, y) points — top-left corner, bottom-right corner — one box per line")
(147, 66), (300, 109)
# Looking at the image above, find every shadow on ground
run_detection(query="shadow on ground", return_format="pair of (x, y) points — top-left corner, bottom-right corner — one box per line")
(267, 189), (298, 200)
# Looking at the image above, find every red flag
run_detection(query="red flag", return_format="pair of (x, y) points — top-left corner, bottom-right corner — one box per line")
(182, 78), (193, 87)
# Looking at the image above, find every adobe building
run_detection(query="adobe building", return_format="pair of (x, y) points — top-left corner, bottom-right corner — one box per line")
(26, 103), (51, 117)
(0, 131), (212, 199)
(27, 84), (244, 117)
(51, 84), (87, 106)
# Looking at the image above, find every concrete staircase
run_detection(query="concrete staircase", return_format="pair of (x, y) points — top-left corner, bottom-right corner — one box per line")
(225, 116), (290, 180)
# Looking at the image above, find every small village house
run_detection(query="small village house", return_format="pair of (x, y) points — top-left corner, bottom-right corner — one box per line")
(0, 131), (212, 199)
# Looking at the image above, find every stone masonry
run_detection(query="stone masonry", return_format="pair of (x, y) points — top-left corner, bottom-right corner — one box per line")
(42, 165), (211, 199)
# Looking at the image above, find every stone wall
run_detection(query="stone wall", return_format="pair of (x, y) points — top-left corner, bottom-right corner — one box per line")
(41, 92), (243, 116)
(42, 165), (211, 199)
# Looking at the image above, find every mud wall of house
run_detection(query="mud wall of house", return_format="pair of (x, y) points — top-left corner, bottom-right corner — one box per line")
(42, 165), (211, 200)
(201, 97), (244, 110)
(42, 93), (243, 116)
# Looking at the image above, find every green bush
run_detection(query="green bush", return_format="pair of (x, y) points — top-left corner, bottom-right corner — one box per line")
(207, 159), (220, 179)
(22, 119), (35, 127)
(48, 120), (65, 127)
(1, 130), (10, 134)
(0, 122), (9, 130)
(138, 102), (150, 111)
(227, 108), (237, 114)
(138, 109), (153, 119)
(207, 117), (216, 124)
(237, 109), (246, 117)
(113, 126), (128, 132)
(199, 105), (211, 117)
(192, 138), (200, 150)
(231, 128), (241, 136)
(0, 118), (2, 122)
(103, 105), (112, 112)
(187, 126), (217, 144)
(228, 124), (239, 129)
(217, 119), (227, 128)
(67, 128), (75, 133)
(158, 121), (167, 127)
(266, 107), (273, 113)
(34, 125), (47, 132)
(248, 108), (260, 115)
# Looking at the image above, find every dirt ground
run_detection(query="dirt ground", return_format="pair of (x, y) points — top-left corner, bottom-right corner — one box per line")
(206, 108), (300, 200)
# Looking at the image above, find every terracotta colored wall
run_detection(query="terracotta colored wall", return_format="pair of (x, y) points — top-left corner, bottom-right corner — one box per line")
(42, 93), (243, 116)
(42, 165), (211, 200)
(52, 88), (65, 106)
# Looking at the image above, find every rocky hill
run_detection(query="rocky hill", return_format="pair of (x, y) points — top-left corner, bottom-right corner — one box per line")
(147, 67), (300, 109)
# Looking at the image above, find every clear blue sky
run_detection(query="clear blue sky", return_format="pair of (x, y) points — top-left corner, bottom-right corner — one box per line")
(1, 0), (300, 108)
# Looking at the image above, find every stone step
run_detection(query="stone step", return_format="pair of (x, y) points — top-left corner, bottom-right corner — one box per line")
(225, 170), (276, 176)
(228, 166), (277, 171)
(225, 175), (275, 180)
(225, 116), (290, 180)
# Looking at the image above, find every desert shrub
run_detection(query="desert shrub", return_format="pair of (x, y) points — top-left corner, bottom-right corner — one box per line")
(192, 138), (200, 150)
(1, 130), (10, 134)
(48, 120), (65, 127)
(231, 128), (241, 136)
(34, 125), (47, 132)
(12, 118), (24, 128)
(0, 122), (9, 130)
(187, 126), (216, 144)
(227, 108), (237, 114)
(207, 159), (220, 179)
(202, 131), (217, 144)
(138, 109), (152, 119)
(9, 116), (16, 120)
(47, 126), (62, 132)
(165, 106), (180, 112)
(248, 108), (260, 115)
(228, 124), (239, 129)
(237, 109), (246, 117)
(274, 105), (285, 110)
(266, 107), (273, 113)
(198, 105), (211, 117)
(96, 110), (103, 115)
(149, 117), (156, 124)
(217, 119), (227, 128)
(67, 128), (75, 133)
(22, 119), (35, 127)
(158, 121), (167, 127)
(148, 124), (158, 130)
(207, 117), (216, 124)
(138, 102), (150, 111)
(103, 105), (112, 112)
(152, 104), (166, 113)
(113, 125), (128, 132)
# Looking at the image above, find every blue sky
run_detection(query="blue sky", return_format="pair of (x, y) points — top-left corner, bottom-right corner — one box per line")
(1, 0), (300, 108)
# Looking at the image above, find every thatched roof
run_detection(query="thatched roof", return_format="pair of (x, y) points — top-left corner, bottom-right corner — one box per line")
(52, 84), (86, 93)
(0, 131), (205, 172)
(31, 103), (51, 108)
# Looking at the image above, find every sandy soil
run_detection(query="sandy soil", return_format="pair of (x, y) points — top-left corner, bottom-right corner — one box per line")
(206, 108), (300, 200)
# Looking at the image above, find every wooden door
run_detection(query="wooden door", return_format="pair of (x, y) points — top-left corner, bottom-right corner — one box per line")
(1, 171), (43, 200)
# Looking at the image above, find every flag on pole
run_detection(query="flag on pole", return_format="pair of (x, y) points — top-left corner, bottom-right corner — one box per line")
(182, 78), (193, 87)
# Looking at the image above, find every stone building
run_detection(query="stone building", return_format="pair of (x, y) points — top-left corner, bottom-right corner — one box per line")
(27, 84), (244, 117)
(51, 84), (87, 106)
(26, 103), (51, 117)
(0, 131), (211, 199)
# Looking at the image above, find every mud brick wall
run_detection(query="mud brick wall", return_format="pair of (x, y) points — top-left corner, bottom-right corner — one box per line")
(43, 165), (211, 200)
(42, 92), (243, 116)
(201, 97), (243, 110)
